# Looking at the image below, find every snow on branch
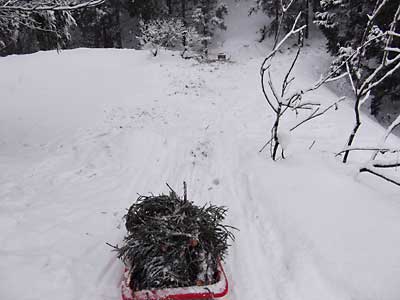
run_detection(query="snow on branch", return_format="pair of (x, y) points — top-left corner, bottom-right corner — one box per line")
(281, 0), (296, 14)
(388, 31), (400, 38)
(0, 0), (104, 52)
(347, 114), (400, 187)
(385, 47), (400, 53)
(370, 114), (400, 161)
(290, 97), (345, 131)
(259, 14), (306, 159)
(360, 52), (400, 95)
(258, 0), (351, 160)
(331, 2), (400, 164)
(370, 160), (400, 169)
(0, 0), (105, 11)
(261, 12), (305, 66)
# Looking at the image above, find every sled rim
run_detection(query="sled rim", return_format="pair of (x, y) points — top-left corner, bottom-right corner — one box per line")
(121, 261), (228, 300)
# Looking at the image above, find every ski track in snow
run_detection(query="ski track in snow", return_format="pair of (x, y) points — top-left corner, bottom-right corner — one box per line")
(1, 2), (400, 300)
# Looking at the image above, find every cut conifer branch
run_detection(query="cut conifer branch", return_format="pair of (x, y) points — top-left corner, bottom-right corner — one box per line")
(111, 183), (236, 291)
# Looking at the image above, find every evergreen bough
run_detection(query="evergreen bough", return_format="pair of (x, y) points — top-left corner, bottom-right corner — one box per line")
(115, 184), (235, 291)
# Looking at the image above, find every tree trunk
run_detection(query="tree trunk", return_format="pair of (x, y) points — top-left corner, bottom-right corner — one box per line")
(115, 0), (122, 48)
(274, 2), (279, 45)
(272, 107), (282, 161)
(312, 0), (320, 13)
(94, 24), (101, 47)
(203, 26), (208, 57)
(304, 0), (309, 39)
(181, 0), (187, 47)
(343, 95), (362, 163)
(167, 0), (172, 15)
(102, 21), (107, 47)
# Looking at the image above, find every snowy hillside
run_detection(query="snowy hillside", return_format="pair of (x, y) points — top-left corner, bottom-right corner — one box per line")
(1, 2), (400, 300)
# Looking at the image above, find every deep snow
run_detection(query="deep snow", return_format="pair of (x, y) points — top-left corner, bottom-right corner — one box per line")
(1, 2), (400, 300)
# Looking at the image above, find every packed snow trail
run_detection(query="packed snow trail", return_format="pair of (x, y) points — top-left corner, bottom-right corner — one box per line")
(1, 3), (400, 300)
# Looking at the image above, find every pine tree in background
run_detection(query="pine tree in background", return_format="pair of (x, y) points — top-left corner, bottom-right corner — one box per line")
(138, 18), (200, 56)
(250, 0), (310, 42)
(1, 0), (230, 57)
(73, 0), (199, 52)
(314, 0), (375, 53)
(134, 0), (228, 57)
(33, 11), (77, 49)
(315, 0), (400, 122)
(0, 0), (103, 55)
(126, 0), (168, 21)
(0, 10), (76, 55)
(73, 0), (127, 48)
(192, 0), (228, 57)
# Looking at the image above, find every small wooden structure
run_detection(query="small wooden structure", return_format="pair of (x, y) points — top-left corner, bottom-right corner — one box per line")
(217, 53), (227, 61)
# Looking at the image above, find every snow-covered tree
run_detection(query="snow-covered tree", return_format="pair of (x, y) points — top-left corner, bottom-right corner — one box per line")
(0, 0), (103, 55)
(315, 0), (400, 120)
(315, 0), (376, 53)
(332, 1), (400, 164)
(192, 0), (228, 56)
(138, 18), (200, 56)
(72, 0), (127, 49)
(316, 0), (400, 163)
(126, 0), (168, 21)
(250, 0), (310, 42)
(259, 11), (345, 160)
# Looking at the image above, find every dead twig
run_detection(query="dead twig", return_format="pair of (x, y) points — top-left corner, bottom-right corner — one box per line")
(359, 167), (400, 187)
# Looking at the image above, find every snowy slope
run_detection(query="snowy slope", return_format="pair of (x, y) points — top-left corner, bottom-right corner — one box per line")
(1, 2), (400, 300)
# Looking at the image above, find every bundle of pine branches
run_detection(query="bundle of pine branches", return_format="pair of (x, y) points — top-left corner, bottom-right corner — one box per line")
(116, 184), (235, 291)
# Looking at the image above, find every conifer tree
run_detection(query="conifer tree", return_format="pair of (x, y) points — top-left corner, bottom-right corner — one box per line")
(315, 0), (400, 120)
(250, 0), (310, 42)
(73, 0), (127, 48)
(192, 0), (228, 56)
(0, 0), (102, 55)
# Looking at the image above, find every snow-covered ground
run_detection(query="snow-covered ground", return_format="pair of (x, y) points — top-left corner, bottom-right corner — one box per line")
(1, 2), (400, 300)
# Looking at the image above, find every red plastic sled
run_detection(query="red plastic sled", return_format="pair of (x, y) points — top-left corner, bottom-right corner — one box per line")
(121, 262), (229, 300)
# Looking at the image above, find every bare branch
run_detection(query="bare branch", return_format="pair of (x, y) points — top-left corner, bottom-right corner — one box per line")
(310, 32), (389, 92)
(336, 147), (400, 157)
(359, 167), (400, 187)
(259, 97), (345, 153)
(325, 72), (348, 83)
(370, 114), (400, 161)
(261, 12), (305, 69)
(382, 4), (400, 65)
(370, 160), (400, 169)
(282, 101), (319, 110)
(366, 60), (400, 93)
(261, 69), (278, 113)
(359, 90), (371, 107)
(259, 138), (272, 153)
(281, 0), (296, 13)
(346, 61), (356, 94)
(290, 97), (345, 131)
(268, 70), (282, 104)
(282, 45), (301, 97)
